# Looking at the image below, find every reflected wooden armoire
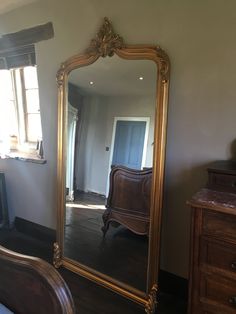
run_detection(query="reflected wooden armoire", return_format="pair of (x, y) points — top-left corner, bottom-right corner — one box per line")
(188, 161), (236, 314)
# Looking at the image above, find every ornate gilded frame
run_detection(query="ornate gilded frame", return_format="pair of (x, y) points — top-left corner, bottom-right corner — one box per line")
(54, 18), (170, 314)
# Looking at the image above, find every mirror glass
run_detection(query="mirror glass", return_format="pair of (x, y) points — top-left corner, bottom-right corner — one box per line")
(64, 55), (157, 292)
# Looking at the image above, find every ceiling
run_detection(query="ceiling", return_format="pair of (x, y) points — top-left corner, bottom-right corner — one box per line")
(0, 0), (37, 15)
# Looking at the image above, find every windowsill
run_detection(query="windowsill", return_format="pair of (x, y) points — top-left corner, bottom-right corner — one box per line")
(0, 150), (46, 164)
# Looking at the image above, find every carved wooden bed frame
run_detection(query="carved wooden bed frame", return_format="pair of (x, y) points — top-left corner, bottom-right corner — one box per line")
(0, 244), (75, 314)
(102, 165), (152, 236)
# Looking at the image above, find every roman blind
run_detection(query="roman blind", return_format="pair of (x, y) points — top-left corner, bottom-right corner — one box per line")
(0, 22), (53, 69)
(0, 44), (36, 69)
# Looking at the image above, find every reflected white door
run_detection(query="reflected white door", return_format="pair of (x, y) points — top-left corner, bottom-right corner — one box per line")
(112, 120), (146, 169)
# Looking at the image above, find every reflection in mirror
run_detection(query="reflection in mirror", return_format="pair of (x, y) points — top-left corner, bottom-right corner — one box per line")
(64, 56), (157, 292)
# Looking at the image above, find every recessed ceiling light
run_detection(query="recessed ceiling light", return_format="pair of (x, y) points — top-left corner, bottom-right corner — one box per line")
(89, 81), (94, 85)
(139, 76), (144, 80)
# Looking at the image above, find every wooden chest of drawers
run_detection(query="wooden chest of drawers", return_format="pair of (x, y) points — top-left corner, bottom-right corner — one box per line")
(188, 189), (236, 314)
(207, 161), (236, 193)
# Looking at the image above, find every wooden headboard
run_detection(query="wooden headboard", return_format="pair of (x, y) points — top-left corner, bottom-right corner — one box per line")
(0, 245), (76, 314)
(102, 165), (152, 236)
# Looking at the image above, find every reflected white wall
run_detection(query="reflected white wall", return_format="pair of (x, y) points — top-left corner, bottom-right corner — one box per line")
(76, 94), (155, 195)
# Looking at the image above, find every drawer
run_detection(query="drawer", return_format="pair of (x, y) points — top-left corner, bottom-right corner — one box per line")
(201, 302), (236, 314)
(202, 210), (236, 242)
(200, 273), (236, 312)
(208, 172), (236, 193)
(200, 237), (236, 277)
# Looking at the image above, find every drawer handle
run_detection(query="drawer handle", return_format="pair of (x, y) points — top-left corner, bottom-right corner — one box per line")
(229, 296), (236, 306)
(231, 262), (236, 270)
(232, 181), (236, 188)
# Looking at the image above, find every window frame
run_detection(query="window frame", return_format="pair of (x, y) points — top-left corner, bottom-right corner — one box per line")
(0, 66), (45, 162)
(17, 67), (42, 145)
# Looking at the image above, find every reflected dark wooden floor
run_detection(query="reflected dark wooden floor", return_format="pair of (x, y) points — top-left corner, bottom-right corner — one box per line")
(0, 229), (187, 314)
(66, 191), (148, 291)
(74, 190), (106, 205)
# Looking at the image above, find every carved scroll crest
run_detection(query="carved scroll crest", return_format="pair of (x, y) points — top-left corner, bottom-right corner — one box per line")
(86, 17), (124, 57)
(145, 284), (157, 314)
(53, 242), (62, 268)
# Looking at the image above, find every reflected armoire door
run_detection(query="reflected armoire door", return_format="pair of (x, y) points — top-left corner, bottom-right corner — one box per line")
(66, 103), (78, 201)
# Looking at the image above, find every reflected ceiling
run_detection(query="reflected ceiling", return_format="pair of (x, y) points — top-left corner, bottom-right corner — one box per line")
(68, 55), (157, 97)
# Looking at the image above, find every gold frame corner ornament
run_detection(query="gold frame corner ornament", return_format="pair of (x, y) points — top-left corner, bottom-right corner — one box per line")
(56, 17), (170, 313)
(156, 46), (170, 83)
(53, 242), (62, 268)
(56, 63), (66, 87)
(145, 285), (158, 314)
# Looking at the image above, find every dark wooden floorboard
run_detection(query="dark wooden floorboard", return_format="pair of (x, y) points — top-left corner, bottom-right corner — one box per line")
(0, 229), (187, 314)
(65, 205), (148, 291)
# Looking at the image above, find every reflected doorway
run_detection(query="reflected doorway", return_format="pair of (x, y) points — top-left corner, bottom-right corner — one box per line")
(107, 117), (150, 196)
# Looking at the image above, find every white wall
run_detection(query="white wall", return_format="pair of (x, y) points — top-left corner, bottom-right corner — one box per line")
(0, 0), (236, 278)
(76, 94), (155, 195)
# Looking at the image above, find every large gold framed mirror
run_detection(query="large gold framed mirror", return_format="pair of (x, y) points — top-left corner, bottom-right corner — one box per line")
(54, 18), (170, 313)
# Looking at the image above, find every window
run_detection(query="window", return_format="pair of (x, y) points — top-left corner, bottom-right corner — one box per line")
(0, 66), (43, 160)
(0, 23), (54, 163)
